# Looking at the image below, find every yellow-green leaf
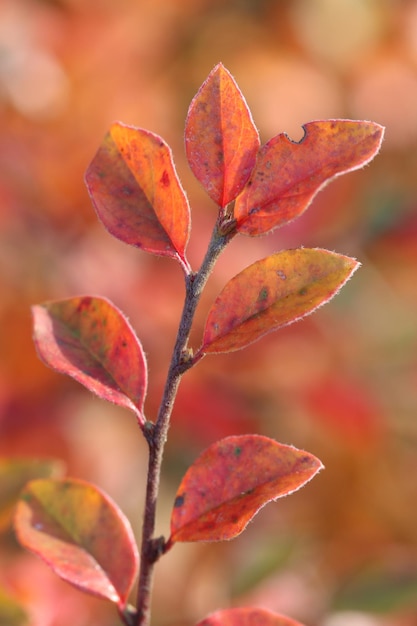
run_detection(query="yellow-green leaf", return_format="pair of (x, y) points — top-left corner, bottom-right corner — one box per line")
(14, 479), (139, 610)
(0, 587), (29, 626)
(0, 458), (64, 533)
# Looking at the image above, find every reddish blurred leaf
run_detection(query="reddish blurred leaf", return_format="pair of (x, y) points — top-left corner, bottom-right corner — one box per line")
(185, 63), (260, 207)
(0, 458), (65, 533)
(199, 248), (359, 354)
(235, 120), (384, 235)
(85, 123), (191, 270)
(303, 375), (385, 450)
(0, 587), (28, 626)
(169, 434), (322, 543)
(196, 607), (305, 626)
(14, 478), (139, 610)
(173, 376), (257, 446)
(32, 296), (147, 424)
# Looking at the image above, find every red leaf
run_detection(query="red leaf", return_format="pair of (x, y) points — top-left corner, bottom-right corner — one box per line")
(196, 607), (305, 626)
(85, 123), (191, 270)
(235, 120), (384, 235)
(32, 296), (147, 424)
(303, 375), (385, 450)
(185, 63), (260, 207)
(200, 248), (359, 355)
(169, 434), (322, 543)
(14, 478), (139, 610)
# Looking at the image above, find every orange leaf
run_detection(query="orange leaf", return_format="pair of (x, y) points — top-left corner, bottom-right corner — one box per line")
(200, 248), (359, 354)
(169, 435), (322, 543)
(14, 478), (139, 610)
(185, 63), (260, 207)
(85, 123), (191, 270)
(196, 607), (305, 626)
(235, 120), (384, 235)
(32, 296), (147, 424)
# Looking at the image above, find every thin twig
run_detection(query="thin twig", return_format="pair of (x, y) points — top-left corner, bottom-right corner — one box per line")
(134, 221), (235, 626)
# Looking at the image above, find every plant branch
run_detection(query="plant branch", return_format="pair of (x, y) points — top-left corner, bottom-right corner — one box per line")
(134, 221), (235, 626)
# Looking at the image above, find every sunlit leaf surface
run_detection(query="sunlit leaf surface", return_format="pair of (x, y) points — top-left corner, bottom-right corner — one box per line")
(14, 478), (139, 610)
(85, 123), (190, 268)
(185, 63), (260, 207)
(170, 434), (322, 542)
(200, 248), (359, 354)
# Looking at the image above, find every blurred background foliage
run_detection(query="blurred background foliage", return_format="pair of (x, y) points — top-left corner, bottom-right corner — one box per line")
(1, 0), (417, 625)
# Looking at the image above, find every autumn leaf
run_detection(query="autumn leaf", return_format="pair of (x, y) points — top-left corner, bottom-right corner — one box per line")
(169, 434), (322, 543)
(14, 478), (139, 610)
(235, 120), (384, 236)
(199, 248), (359, 355)
(185, 63), (260, 208)
(32, 296), (147, 425)
(195, 607), (305, 626)
(85, 123), (191, 271)
(0, 458), (64, 533)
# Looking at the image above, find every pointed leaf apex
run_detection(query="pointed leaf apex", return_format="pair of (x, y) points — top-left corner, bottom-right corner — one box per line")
(201, 249), (360, 354)
(170, 435), (323, 543)
(85, 123), (190, 267)
(185, 64), (260, 207)
(32, 296), (148, 424)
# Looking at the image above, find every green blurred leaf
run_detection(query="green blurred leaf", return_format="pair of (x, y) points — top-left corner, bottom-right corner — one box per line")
(0, 458), (64, 533)
(333, 567), (417, 613)
(0, 587), (28, 626)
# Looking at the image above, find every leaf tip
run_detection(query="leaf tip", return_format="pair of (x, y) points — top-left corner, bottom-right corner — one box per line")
(341, 254), (361, 283)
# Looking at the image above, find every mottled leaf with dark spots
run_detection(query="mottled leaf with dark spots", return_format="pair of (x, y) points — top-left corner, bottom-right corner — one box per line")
(199, 248), (359, 355)
(169, 434), (322, 543)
